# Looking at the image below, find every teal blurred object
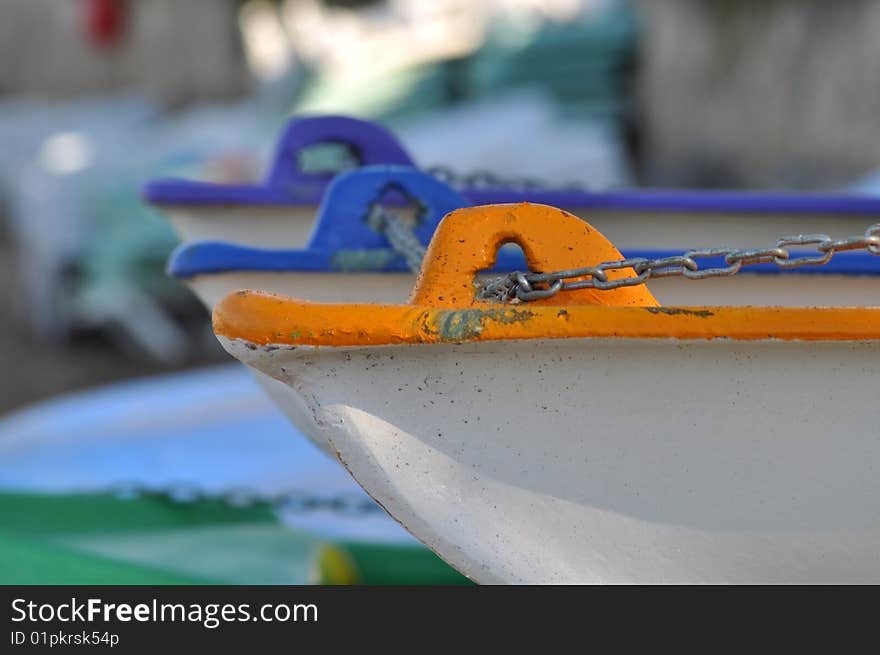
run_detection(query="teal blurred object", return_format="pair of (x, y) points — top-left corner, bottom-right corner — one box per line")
(292, 1), (639, 124)
(63, 109), (277, 361)
(0, 83), (289, 358)
(72, 165), (207, 362)
(0, 93), (160, 341)
(471, 2), (639, 122)
(293, 60), (460, 123)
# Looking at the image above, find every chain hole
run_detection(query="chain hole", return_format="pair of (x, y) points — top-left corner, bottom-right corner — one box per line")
(474, 240), (532, 300)
(296, 141), (360, 175)
(366, 184), (426, 230)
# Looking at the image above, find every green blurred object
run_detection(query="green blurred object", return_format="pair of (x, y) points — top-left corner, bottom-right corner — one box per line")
(293, 63), (458, 123)
(471, 2), (640, 122)
(0, 493), (471, 585)
(291, 1), (639, 124)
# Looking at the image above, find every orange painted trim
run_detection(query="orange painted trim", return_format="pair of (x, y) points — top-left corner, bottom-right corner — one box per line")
(211, 204), (880, 347)
(213, 291), (880, 346)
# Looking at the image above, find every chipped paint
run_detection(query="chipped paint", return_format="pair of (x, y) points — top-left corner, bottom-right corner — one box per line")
(645, 307), (715, 318)
(214, 291), (880, 346)
(427, 308), (535, 341)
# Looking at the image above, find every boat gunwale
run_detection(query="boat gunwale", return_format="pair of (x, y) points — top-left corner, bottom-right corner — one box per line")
(212, 291), (880, 347)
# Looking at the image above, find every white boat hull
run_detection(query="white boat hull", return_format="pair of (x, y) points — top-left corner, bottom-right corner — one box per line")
(583, 209), (875, 250)
(222, 335), (880, 583)
(192, 268), (877, 459)
(160, 201), (877, 253)
(189, 269), (879, 312)
(185, 272), (415, 456)
(162, 205), (318, 249)
(187, 271), (414, 309)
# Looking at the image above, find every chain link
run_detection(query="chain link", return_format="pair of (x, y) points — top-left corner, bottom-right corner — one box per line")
(426, 165), (586, 193)
(367, 166), (587, 272)
(479, 223), (880, 302)
(106, 482), (383, 516)
(366, 205), (426, 274)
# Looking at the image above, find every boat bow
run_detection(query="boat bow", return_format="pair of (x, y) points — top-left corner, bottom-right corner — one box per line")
(213, 203), (880, 583)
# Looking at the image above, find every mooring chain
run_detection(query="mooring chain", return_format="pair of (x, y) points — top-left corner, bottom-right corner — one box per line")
(479, 223), (880, 303)
(367, 205), (426, 274)
(426, 165), (586, 193)
(108, 482), (384, 516)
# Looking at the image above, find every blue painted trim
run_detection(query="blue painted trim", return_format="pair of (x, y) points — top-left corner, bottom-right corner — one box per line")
(143, 115), (415, 206)
(305, 165), (468, 250)
(169, 165), (477, 275)
(168, 241), (529, 276)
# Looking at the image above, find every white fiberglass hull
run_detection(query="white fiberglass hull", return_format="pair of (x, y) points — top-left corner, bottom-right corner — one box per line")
(162, 205), (318, 249)
(160, 203), (876, 253)
(194, 269), (876, 459)
(185, 272), (415, 456)
(222, 336), (880, 583)
(582, 209), (874, 250)
(189, 270), (879, 312)
(187, 272), (414, 309)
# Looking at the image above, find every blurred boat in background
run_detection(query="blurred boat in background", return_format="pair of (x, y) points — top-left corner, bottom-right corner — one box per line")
(167, 166), (502, 307)
(153, 113), (880, 314)
(0, 365), (467, 584)
(168, 160), (880, 310)
(145, 115), (415, 249)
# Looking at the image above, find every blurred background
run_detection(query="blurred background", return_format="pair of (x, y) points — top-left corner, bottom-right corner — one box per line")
(4, 0), (880, 410)
(1, 0), (879, 583)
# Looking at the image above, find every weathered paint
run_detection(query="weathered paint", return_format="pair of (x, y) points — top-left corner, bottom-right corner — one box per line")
(213, 204), (880, 347)
(425, 308), (535, 341)
(214, 295), (880, 345)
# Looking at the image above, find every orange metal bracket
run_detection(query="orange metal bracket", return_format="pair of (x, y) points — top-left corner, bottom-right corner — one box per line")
(411, 203), (658, 307)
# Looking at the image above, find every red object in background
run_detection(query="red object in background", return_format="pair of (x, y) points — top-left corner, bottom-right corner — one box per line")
(83, 0), (127, 48)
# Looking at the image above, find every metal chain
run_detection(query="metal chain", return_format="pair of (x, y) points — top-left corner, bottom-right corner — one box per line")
(479, 223), (880, 302)
(107, 482), (383, 516)
(427, 164), (586, 193)
(366, 165), (589, 272)
(366, 205), (426, 273)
